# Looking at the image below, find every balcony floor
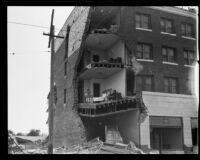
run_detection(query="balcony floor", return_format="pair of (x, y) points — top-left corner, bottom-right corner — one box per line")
(78, 97), (138, 118)
(79, 62), (123, 79)
(86, 33), (119, 50)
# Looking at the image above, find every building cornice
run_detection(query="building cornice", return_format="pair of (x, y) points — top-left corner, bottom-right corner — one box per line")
(146, 6), (197, 19)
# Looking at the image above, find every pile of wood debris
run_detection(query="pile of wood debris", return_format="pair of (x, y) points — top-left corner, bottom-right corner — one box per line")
(9, 135), (146, 154)
(54, 137), (145, 154)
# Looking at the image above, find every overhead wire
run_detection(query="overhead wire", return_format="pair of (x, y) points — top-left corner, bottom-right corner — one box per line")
(8, 21), (86, 34)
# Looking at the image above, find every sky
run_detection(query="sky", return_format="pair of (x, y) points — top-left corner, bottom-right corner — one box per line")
(8, 6), (74, 134)
(8, 6), (199, 135)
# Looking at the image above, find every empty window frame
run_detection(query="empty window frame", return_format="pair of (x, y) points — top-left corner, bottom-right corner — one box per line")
(135, 13), (151, 29)
(183, 50), (195, 65)
(136, 75), (154, 92)
(64, 61), (67, 76)
(181, 23), (194, 38)
(54, 85), (57, 104)
(164, 77), (178, 93)
(64, 25), (71, 59)
(64, 89), (66, 104)
(136, 43), (153, 60)
(125, 45), (133, 65)
(160, 18), (175, 34)
(162, 47), (176, 63)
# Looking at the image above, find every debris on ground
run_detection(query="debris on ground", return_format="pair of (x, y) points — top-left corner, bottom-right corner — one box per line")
(9, 135), (146, 154)
(53, 138), (145, 154)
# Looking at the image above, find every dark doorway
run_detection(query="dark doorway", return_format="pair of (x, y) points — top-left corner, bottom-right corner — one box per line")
(93, 55), (100, 62)
(78, 80), (84, 103)
(192, 128), (197, 146)
(93, 83), (100, 97)
(126, 68), (135, 96)
(150, 127), (183, 154)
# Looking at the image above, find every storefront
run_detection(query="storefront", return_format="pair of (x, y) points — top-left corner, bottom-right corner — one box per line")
(150, 116), (184, 154)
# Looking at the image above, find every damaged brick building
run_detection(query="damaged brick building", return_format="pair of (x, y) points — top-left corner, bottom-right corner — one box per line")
(47, 6), (198, 154)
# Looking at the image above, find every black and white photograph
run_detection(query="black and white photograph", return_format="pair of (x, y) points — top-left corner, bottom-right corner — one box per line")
(8, 6), (199, 154)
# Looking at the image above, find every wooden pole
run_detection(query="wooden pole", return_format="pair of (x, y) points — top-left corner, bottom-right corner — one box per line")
(48, 25), (55, 154)
(43, 9), (64, 154)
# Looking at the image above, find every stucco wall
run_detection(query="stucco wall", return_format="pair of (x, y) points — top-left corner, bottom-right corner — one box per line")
(83, 69), (126, 97)
(118, 109), (140, 145)
(108, 40), (125, 63)
(140, 91), (198, 149)
(142, 91), (198, 117)
(103, 69), (126, 96)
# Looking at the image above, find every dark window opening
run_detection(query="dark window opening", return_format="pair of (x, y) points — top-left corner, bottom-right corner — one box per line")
(136, 43), (153, 60)
(136, 75), (153, 92)
(192, 128), (197, 146)
(54, 85), (57, 104)
(184, 50), (195, 65)
(78, 81), (84, 103)
(64, 89), (66, 104)
(164, 77), (178, 93)
(136, 13), (151, 29)
(181, 23), (194, 38)
(126, 68), (135, 96)
(162, 47), (176, 63)
(64, 61), (67, 76)
(160, 18), (175, 34)
(125, 45), (133, 65)
(93, 83), (100, 97)
(93, 55), (100, 62)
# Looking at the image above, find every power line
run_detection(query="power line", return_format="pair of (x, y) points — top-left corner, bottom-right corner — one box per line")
(8, 21), (50, 29)
(8, 51), (50, 55)
(8, 21), (85, 34)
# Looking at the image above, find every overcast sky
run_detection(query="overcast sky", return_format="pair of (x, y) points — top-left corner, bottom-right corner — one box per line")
(8, 6), (74, 134)
(8, 6), (199, 135)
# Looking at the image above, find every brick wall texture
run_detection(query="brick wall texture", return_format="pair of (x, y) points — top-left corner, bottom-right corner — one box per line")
(53, 7), (91, 147)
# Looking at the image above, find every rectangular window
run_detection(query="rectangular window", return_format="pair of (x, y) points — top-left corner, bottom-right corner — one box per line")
(181, 23), (194, 37)
(160, 18), (175, 34)
(164, 77), (177, 93)
(64, 89), (66, 104)
(162, 47), (176, 63)
(136, 43), (153, 60)
(125, 45), (132, 65)
(64, 61), (67, 76)
(135, 13), (151, 29)
(136, 75), (153, 92)
(184, 50), (195, 65)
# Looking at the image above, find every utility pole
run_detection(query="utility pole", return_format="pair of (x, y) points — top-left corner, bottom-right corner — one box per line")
(43, 9), (64, 154)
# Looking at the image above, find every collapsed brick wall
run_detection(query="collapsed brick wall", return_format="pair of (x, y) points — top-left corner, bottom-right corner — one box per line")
(53, 7), (91, 148)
